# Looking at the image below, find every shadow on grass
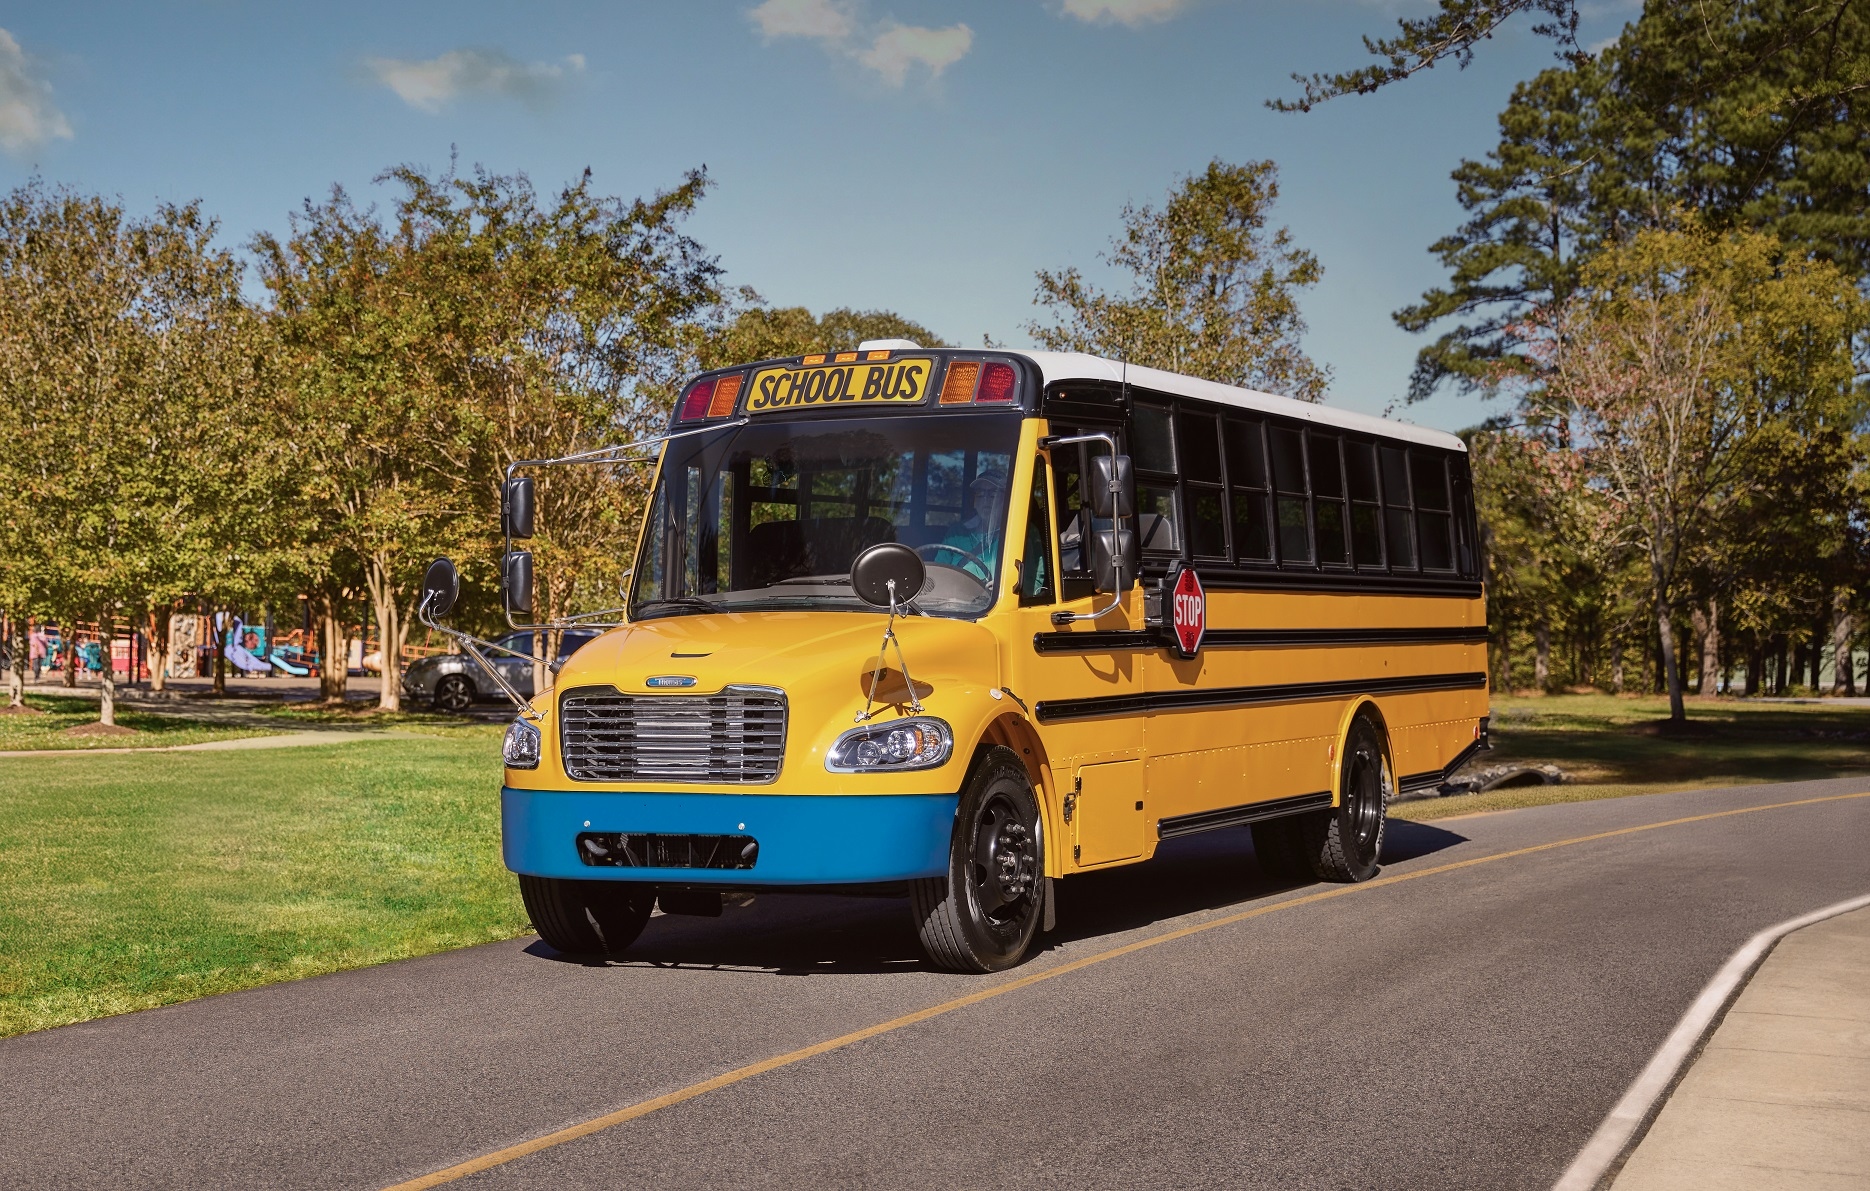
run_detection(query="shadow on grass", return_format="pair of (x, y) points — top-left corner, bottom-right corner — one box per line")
(523, 820), (1471, 976)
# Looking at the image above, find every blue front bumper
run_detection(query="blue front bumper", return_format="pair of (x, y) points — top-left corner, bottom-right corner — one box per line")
(501, 787), (959, 885)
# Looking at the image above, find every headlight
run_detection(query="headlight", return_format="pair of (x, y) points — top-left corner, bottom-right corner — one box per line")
(825, 717), (953, 773)
(503, 718), (541, 769)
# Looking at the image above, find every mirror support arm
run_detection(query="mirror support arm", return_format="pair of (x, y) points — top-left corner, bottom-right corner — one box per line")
(417, 593), (543, 721)
(1039, 432), (1130, 626)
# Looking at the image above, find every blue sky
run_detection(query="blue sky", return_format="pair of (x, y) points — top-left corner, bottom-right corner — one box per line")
(0, 1), (1638, 433)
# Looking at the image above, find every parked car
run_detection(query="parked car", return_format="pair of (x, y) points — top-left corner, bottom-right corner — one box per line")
(401, 630), (600, 713)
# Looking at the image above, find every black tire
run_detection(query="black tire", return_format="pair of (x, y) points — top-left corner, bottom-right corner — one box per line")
(432, 674), (474, 714)
(518, 874), (655, 957)
(1250, 816), (1313, 882)
(910, 746), (1044, 973)
(1295, 715), (1391, 883)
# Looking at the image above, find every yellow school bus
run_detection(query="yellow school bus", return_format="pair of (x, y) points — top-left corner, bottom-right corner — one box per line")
(442, 345), (1488, 973)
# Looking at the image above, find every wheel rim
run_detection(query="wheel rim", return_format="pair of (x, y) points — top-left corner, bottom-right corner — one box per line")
(437, 677), (470, 712)
(1345, 749), (1384, 865)
(968, 791), (1037, 930)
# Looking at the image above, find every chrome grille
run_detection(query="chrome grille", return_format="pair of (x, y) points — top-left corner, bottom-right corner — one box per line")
(558, 686), (786, 783)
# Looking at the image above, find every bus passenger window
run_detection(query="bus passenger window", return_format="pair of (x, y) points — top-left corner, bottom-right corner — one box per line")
(1413, 451), (1454, 571)
(1309, 433), (1348, 567)
(1177, 409), (1222, 482)
(1189, 487), (1227, 558)
(1381, 446), (1415, 570)
(1020, 459), (1055, 605)
(1270, 426), (1311, 565)
(1344, 440), (1384, 568)
(1225, 418), (1272, 562)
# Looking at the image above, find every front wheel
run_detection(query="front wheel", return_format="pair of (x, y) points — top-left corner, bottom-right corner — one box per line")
(910, 746), (1044, 973)
(518, 875), (655, 957)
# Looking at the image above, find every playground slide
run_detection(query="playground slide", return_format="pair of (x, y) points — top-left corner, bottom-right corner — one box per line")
(268, 651), (309, 677)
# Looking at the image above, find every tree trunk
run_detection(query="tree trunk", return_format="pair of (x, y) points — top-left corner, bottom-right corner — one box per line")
(1832, 593), (1855, 696)
(213, 613), (227, 694)
(318, 596), (350, 703)
(144, 608), (168, 693)
(1534, 625), (1551, 692)
(4, 615), (22, 707)
(98, 626), (117, 727)
(1773, 634), (1789, 695)
(63, 633), (77, 687)
(1692, 599), (1720, 697)
(1744, 640), (1761, 696)
(1657, 598), (1685, 723)
(366, 555), (403, 712)
(1494, 622), (1511, 694)
(1610, 641), (1625, 694)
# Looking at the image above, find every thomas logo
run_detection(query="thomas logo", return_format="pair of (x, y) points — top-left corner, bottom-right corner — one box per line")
(1170, 565), (1205, 659)
(645, 675), (697, 689)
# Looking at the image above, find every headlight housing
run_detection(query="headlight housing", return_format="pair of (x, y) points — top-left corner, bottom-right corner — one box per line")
(825, 717), (953, 773)
(503, 718), (541, 769)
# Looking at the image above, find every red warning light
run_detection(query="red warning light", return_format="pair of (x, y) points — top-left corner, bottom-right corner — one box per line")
(976, 362), (1017, 403)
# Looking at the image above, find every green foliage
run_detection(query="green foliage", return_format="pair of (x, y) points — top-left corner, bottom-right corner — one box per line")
(699, 303), (946, 369)
(1027, 160), (1331, 402)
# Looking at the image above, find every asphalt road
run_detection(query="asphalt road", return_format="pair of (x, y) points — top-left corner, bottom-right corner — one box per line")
(3, 777), (1867, 1190)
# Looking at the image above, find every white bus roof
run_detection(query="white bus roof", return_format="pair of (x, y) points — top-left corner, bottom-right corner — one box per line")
(1006, 351), (1466, 454)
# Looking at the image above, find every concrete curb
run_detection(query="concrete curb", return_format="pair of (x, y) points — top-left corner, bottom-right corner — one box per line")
(1551, 890), (1870, 1191)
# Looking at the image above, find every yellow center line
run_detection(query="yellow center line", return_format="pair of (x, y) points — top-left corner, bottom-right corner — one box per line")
(383, 789), (1870, 1191)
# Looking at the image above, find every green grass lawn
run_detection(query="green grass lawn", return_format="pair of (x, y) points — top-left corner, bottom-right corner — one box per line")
(1398, 693), (1870, 822)
(0, 694), (271, 751)
(0, 734), (525, 1038)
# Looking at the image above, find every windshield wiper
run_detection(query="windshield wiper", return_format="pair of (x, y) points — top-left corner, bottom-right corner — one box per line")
(774, 577), (853, 586)
(631, 597), (722, 620)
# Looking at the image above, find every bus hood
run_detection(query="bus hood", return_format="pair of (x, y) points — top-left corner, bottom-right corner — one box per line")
(551, 611), (1002, 712)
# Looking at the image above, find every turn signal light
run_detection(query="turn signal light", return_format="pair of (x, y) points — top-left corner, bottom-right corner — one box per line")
(976, 362), (1016, 403)
(708, 373), (743, 417)
(940, 361), (980, 405)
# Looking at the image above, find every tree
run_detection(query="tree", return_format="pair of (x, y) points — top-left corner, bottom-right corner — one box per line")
(698, 303), (945, 371)
(1027, 160), (1331, 402)
(1521, 225), (1865, 721)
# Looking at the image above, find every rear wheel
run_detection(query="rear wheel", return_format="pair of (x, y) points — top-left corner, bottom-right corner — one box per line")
(432, 674), (474, 714)
(518, 875), (655, 957)
(910, 746), (1043, 973)
(1296, 715), (1391, 882)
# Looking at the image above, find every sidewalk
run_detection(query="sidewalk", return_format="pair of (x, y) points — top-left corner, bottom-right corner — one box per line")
(1611, 905), (1870, 1189)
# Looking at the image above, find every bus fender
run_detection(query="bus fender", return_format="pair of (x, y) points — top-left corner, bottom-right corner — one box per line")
(976, 711), (1064, 878)
(1329, 698), (1393, 808)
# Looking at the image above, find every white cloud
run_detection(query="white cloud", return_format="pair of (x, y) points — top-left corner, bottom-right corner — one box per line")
(749, 0), (854, 41)
(365, 48), (585, 114)
(0, 28), (73, 155)
(1059, 0), (1189, 27)
(746, 2), (972, 88)
(856, 23), (973, 86)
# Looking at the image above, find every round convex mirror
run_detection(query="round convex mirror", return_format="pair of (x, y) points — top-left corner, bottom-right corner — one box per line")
(422, 557), (460, 619)
(850, 543), (926, 609)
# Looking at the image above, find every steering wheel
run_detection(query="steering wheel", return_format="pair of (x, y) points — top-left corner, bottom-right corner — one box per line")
(916, 541), (992, 583)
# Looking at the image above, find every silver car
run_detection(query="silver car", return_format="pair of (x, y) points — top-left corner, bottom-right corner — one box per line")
(401, 630), (599, 713)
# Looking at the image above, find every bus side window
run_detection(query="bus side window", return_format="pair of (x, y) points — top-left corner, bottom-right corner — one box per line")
(1413, 451), (1455, 571)
(1225, 418), (1272, 562)
(1308, 432), (1348, 567)
(1380, 446), (1416, 570)
(1019, 457), (1055, 605)
(1450, 456), (1479, 577)
(1180, 408), (1227, 560)
(1270, 425), (1312, 565)
(1130, 401), (1179, 555)
(1345, 439), (1385, 569)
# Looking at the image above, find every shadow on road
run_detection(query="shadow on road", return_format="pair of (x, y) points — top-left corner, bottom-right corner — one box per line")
(523, 819), (1470, 976)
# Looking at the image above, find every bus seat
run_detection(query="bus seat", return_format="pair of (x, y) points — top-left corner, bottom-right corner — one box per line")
(803, 516), (896, 574)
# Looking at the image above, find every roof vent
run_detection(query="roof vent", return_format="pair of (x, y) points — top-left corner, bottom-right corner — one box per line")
(857, 338), (921, 351)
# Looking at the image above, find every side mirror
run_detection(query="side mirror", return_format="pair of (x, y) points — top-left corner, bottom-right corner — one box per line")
(503, 477), (535, 540)
(1090, 529), (1138, 594)
(850, 542), (926, 609)
(1088, 454), (1135, 520)
(503, 550), (534, 615)
(421, 557), (460, 619)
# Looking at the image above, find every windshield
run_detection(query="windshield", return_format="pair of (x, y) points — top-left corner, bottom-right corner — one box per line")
(630, 413), (1020, 619)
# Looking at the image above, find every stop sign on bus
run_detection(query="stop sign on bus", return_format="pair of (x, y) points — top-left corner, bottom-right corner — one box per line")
(1170, 565), (1205, 658)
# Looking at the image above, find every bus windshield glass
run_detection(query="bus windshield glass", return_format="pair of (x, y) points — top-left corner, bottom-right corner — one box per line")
(631, 413), (1020, 620)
